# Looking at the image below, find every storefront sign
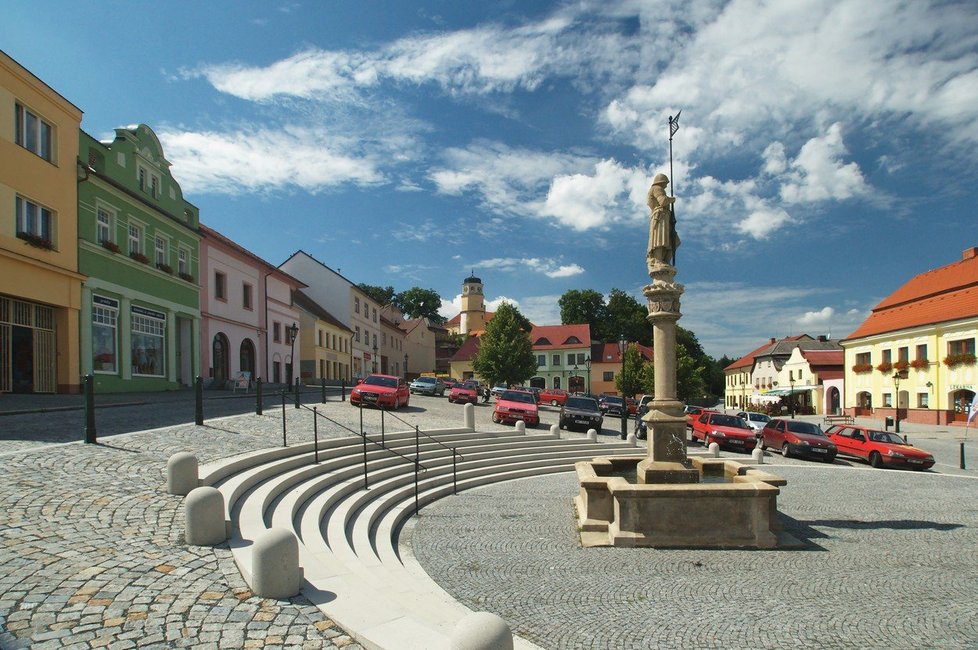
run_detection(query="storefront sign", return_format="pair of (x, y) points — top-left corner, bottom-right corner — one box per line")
(94, 295), (119, 309)
(949, 384), (975, 391)
(131, 305), (166, 321)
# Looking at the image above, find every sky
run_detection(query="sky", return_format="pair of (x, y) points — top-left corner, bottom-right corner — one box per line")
(4, 0), (978, 360)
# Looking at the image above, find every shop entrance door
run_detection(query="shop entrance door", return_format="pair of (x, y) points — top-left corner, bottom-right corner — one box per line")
(11, 326), (33, 393)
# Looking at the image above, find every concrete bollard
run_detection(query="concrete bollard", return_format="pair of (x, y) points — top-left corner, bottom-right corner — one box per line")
(587, 428), (597, 441)
(708, 442), (720, 457)
(252, 528), (303, 599)
(514, 420), (525, 434)
(550, 424), (560, 438)
(751, 447), (764, 464)
(451, 612), (514, 650)
(185, 487), (227, 546)
(166, 452), (199, 495)
(626, 433), (637, 446)
(464, 403), (475, 430)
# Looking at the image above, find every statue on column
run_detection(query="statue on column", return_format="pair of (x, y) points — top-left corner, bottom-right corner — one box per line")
(646, 173), (679, 274)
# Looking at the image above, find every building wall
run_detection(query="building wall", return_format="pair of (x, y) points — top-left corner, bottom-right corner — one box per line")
(298, 312), (352, 383)
(0, 51), (84, 393)
(530, 346), (591, 391)
(266, 274), (301, 385)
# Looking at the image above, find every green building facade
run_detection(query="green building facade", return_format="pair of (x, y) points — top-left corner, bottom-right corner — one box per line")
(77, 125), (201, 392)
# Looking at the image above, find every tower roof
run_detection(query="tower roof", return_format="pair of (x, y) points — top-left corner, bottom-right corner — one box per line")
(464, 274), (482, 284)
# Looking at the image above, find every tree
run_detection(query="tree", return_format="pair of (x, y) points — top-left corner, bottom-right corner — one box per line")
(357, 283), (395, 306)
(632, 344), (708, 403)
(558, 289), (608, 340)
(393, 287), (445, 322)
(614, 344), (647, 398)
(605, 289), (651, 346)
(472, 303), (537, 387)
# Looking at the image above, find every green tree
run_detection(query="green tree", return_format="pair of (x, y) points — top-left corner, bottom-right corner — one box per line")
(472, 303), (537, 387)
(357, 283), (395, 306)
(632, 344), (708, 403)
(614, 343), (647, 398)
(558, 289), (608, 340)
(393, 287), (445, 322)
(605, 289), (651, 345)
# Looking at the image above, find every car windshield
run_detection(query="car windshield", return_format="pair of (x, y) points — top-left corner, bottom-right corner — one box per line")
(363, 376), (397, 388)
(567, 397), (599, 411)
(414, 377), (435, 384)
(711, 414), (750, 429)
(868, 430), (906, 444)
(786, 421), (824, 436)
(687, 407), (701, 414)
(501, 390), (536, 404)
(461, 382), (479, 390)
(748, 413), (770, 422)
(603, 396), (624, 405)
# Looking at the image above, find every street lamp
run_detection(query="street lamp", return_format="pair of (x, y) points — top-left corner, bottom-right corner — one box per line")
(893, 369), (908, 434)
(789, 375), (795, 419)
(618, 334), (628, 440)
(583, 355), (592, 396)
(288, 322), (299, 390)
(372, 342), (378, 373)
(404, 353), (409, 380)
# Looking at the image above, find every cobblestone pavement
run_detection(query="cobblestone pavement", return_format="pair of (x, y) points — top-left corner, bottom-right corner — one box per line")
(410, 464), (978, 649)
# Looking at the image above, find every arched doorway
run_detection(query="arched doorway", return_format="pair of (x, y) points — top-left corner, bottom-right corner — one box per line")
(951, 389), (975, 422)
(212, 333), (229, 385)
(240, 338), (255, 378)
(569, 375), (584, 394)
(530, 376), (545, 389)
(553, 377), (561, 390)
(826, 387), (841, 415)
(855, 391), (872, 415)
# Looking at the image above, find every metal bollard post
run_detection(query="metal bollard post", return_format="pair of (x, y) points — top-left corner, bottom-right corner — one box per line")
(341, 379), (346, 402)
(321, 377), (326, 404)
(294, 378), (301, 409)
(313, 407), (319, 464)
(83, 374), (97, 444)
(381, 408), (385, 443)
(281, 391), (287, 446)
(256, 377), (263, 415)
(195, 376), (203, 426)
(961, 442), (967, 470)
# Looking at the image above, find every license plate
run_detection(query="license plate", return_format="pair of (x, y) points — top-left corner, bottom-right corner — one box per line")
(575, 418), (589, 424)
(908, 459), (923, 464)
(729, 440), (743, 445)
(363, 394), (377, 402)
(812, 448), (828, 454)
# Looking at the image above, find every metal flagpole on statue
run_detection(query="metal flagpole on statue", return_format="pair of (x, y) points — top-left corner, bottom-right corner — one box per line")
(668, 112), (681, 266)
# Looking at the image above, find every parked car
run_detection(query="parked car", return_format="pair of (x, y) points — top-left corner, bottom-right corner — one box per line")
(559, 395), (604, 432)
(539, 388), (568, 406)
(690, 412), (756, 451)
(684, 405), (713, 429)
(760, 419), (836, 462)
(736, 411), (772, 435)
(521, 386), (542, 403)
(448, 380), (480, 405)
(598, 395), (627, 418)
(409, 376), (445, 396)
(492, 389), (540, 427)
(442, 377), (459, 392)
(350, 374), (410, 409)
(490, 383), (509, 397)
(825, 424), (934, 470)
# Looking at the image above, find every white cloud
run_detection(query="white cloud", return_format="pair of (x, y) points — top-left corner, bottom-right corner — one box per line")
(779, 123), (869, 204)
(797, 306), (836, 326)
(541, 159), (650, 231)
(473, 257), (585, 278)
(518, 295), (563, 326)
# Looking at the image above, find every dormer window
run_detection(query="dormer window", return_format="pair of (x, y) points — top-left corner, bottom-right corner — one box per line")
(137, 163), (161, 198)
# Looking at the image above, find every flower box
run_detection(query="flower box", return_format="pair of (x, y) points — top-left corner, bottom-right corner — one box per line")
(100, 240), (121, 253)
(893, 360), (909, 372)
(129, 252), (150, 264)
(943, 353), (977, 368)
(157, 263), (173, 274)
(875, 361), (893, 373)
(178, 271), (195, 283)
(909, 358), (929, 370)
(17, 231), (54, 250)
(851, 363), (873, 373)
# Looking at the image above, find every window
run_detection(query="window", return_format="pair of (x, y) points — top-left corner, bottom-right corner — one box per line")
(918, 392), (929, 408)
(355, 326), (360, 342)
(552, 354), (560, 366)
(882, 393), (892, 407)
(178, 248), (189, 276)
(372, 308), (377, 323)
(15, 103), (53, 162)
(948, 339), (976, 355)
(273, 361), (281, 384)
(214, 271), (227, 301)
(882, 349), (892, 364)
(15, 196), (53, 244)
(273, 322), (281, 343)
(128, 223), (142, 255)
(897, 346), (909, 363)
(137, 164), (160, 197)
(92, 296), (118, 373)
(243, 283), (253, 310)
(603, 371), (614, 381)
(151, 175), (159, 198)
(567, 353), (575, 366)
(155, 236), (167, 267)
(916, 344), (928, 361)
(373, 333), (377, 348)
(537, 355), (545, 367)
(355, 298), (360, 314)
(855, 352), (871, 365)
(96, 207), (112, 244)
(318, 330), (323, 347)
(131, 308), (165, 376)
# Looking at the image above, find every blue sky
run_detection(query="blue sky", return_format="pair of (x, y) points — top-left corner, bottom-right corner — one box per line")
(4, 0), (977, 359)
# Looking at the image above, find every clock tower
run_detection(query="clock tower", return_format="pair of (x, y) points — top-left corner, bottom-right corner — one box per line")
(459, 273), (485, 335)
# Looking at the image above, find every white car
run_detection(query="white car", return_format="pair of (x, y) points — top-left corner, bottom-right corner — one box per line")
(736, 411), (771, 435)
(409, 376), (446, 396)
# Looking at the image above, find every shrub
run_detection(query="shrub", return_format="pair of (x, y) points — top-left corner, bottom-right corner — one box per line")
(16, 231), (53, 250)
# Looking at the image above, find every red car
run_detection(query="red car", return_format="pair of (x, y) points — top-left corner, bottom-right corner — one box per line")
(492, 389), (540, 428)
(539, 388), (568, 406)
(448, 381), (479, 405)
(690, 412), (756, 451)
(350, 374), (410, 409)
(760, 419), (836, 462)
(442, 377), (459, 392)
(825, 424), (935, 470)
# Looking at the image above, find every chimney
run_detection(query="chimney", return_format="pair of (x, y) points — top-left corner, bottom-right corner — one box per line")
(963, 247), (978, 261)
(769, 338), (776, 345)
(817, 335), (828, 342)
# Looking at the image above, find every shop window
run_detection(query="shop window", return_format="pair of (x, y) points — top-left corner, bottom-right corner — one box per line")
(92, 297), (118, 373)
(131, 309), (165, 376)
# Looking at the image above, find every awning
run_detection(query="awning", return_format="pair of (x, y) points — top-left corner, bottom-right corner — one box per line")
(765, 386), (820, 396)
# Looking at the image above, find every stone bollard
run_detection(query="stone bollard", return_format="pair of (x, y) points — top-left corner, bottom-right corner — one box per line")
(514, 420), (526, 434)
(185, 487), (227, 546)
(451, 612), (513, 650)
(586, 429), (597, 441)
(550, 424), (560, 438)
(751, 447), (764, 464)
(708, 442), (720, 457)
(626, 433), (637, 446)
(463, 403), (475, 431)
(166, 452), (199, 495)
(252, 528), (303, 599)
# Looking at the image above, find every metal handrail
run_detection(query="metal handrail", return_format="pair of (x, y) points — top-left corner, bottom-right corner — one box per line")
(362, 404), (466, 461)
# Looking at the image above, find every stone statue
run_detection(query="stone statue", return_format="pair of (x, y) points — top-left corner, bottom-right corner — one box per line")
(647, 173), (679, 272)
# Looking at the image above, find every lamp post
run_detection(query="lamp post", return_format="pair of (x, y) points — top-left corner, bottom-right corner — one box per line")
(893, 369), (908, 434)
(584, 355), (592, 396)
(572, 362), (579, 393)
(404, 353), (409, 380)
(618, 334), (627, 440)
(372, 343), (378, 373)
(789, 376), (795, 419)
(288, 322), (299, 390)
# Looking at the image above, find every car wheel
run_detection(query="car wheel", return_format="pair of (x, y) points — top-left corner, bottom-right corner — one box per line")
(869, 451), (884, 469)
(492, 412), (500, 424)
(781, 443), (791, 458)
(550, 400), (558, 406)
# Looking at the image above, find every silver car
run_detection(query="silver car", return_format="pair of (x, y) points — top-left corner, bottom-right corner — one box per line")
(409, 376), (446, 396)
(736, 411), (771, 435)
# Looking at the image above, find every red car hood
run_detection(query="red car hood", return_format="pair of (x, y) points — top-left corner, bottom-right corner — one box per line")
(356, 385), (398, 394)
(452, 387), (477, 395)
(710, 424), (754, 438)
(789, 432), (834, 445)
(497, 398), (538, 412)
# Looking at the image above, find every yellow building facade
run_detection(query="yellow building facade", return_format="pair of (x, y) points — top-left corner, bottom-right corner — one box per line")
(0, 50), (84, 393)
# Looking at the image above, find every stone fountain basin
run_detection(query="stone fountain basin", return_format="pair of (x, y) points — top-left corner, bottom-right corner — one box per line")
(575, 455), (791, 549)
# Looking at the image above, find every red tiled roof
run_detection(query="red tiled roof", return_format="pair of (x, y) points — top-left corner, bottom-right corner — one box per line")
(529, 324), (591, 350)
(450, 335), (481, 362)
(446, 311), (496, 327)
(846, 248), (978, 340)
(801, 350), (843, 366)
(591, 341), (653, 363)
(725, 340), (776, 371)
